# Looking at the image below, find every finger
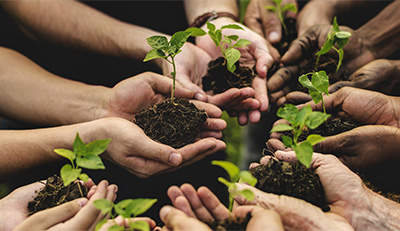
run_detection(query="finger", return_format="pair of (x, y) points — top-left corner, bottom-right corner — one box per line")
(328, 81), (355, 94)
(253, 76), (269, 111)
(267, 65), (298, 93)
(197, 186), (230, 221)
(191, 100), (223, 118)
(197, 131), (223, 139)
(152, 74), (195, 99)
(243, 0), (264, 37)
(266, 139), (289, 153)
(253, 45), (275, 78)
(207, 88), (242, 108)
(276, 96), (287, 108)
(202, 118), (227, 131)
(281, 31), (316, 65)
(261, 2), (282, 44)
(237, 111), (249, 126)
(160, 206), (212, 231)
(233, 206), (284, 231)
(175, 77), (208, 102)
(180, 184), (215, 221)
(88, 184), (118, 231)
(286, 91), (312, 105)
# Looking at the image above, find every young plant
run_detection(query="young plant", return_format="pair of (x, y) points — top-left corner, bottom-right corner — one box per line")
(315, 17), (352, 72)
(94, 198), (157, 231)
(54, 133), (111, 193)
(143, 29), (205, 104)
(264, 0), (297, 35)
(270, 104), (330, 167)
(298, 70), (329, 113)
(188, 22), (251, 73)
(212, 160), (257, 211)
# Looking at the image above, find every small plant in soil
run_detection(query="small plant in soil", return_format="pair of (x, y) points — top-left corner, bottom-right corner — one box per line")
(138, 30), (207, 148)
(191, 22), (255, 94)
(264, 0), (297, 36)
(94, 198), (157, 231)
(209, 160), (258, 230)
(28, 133), (111, 214)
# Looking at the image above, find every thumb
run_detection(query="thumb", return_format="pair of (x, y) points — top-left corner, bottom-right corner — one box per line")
(313, 135), (340, 154)
(329, 81), (355, 94)
(175, 77), (208, 102)
(261, 8), (282, 44)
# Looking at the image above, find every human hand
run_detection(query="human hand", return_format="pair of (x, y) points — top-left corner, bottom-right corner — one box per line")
(12, 180), (117, 231)
(296, 0), (335, 36)
(159, 205), (212, 231)
(244, 0), (298, 44)
(98, 216), (156, 231)
(91, 117), (226, 178)
(232, 205), (284, 231)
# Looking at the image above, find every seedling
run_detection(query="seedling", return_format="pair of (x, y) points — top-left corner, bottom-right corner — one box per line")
(189, 22), (251, 73)
(94, 198), (157, 231)
(144, 29), (205, 104)
(270, 104), (330, 167)
(54, 133), (110, 194)
(212, 160), (257, 211)
(315, 17), (352, 72)
(264, 0), (297, 35)
(298, 70), (329, 113)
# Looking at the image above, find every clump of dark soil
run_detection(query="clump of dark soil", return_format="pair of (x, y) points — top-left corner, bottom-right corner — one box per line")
(134, 98), (207, 148)
(28, 175), (87, 215)
(202, 57), (255, 94)
(275, 18), (297, 56)
(250, 158), (328, 211)
(206, 213), (251, 231)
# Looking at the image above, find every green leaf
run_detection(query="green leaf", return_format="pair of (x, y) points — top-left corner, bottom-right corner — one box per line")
(85, 138), (111, 156)
(108, 224), (124, 231)
(93, 199), (113, 215)
(332, 17), (339, 32)
(270, 123), (293, 133)
(184, 27), (206, 37)
(293, 141), (313, 168)
(238, 189), (255, 201)
(276, 104), (298, 125)
(238, 171), (257, 187)
(221, 24), (244, 30)
(312, 71), (329, 95)
(170, 31), (192, 50)
(316, 38), (334, 56)
(125, 198), (157, 217)
(336, 48), (344, 72)
(282, 135), (293, 147)
(336, 37), (349, 50)
(226, 35), (239, 41)
(95, 218), (108, 231)
(206, 21), (216, 32)
(218, 177), (234, 188)
(60, 164), (81, 187)
(309, 89), (322, 104)
(78, 173), (89, 182)
(306, 134), (326, 146)
(130, 220), (150, 231)
(76, 154), (105, 170)
(54, 149), (76, 163)
(212, 160), (240, 181)
(305, 111), (330, 129)
(114, 199), (133, 218)
(166, 45), (178, 56)
(335, 31), (351, 39)
(224, 48), (240, 72)
(146, 36), (168, 49)
(143, 49), (166, 62)
(282, 3), (297, 13)
(298, 74), (315, 91)
(264, 6), (276, 12)
(73, 133), (85, 155)
(233, 39), (251, 48)
(296, 105), (312, 128)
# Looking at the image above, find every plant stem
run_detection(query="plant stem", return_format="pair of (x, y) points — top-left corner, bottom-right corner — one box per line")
(77, 182), (84, 197)
(321, 95), (326, 114)
(169, 57), (178, 105)
(315, 55), (320, 71)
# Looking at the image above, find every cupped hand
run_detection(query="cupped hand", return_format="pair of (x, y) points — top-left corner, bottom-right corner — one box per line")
(159, 205), (212, 231)
(98, 216), (155, 231)
(244, 0), (298, 44)
(232, 206), (284, 231)
(296, 0), (335, 36)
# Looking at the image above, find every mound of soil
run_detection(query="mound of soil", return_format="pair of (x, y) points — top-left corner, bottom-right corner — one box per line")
(28, 175), (87, 215)
(134, 98), (207, 148)
(250, 158), (328, 211)
(206, 213), (251, 231)
(275, 18), (297, 56)
(202, 57), (255, 94)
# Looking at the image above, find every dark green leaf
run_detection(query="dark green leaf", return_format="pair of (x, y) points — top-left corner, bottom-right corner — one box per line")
(312, 71), (329, 95)
(60, 164), (81, 187)
(270, 123), (293, 133)
(166, 45), (178, 56)
(306, 134), (325, 146)
(184, 27), (206, 37)
(73, 133), (85, 155)
(54, 149), (75, 163)
(206, 21), (216, 32)
(293, 141), (313, 168)
(95, 218), (108, 231)
(221, 24), (244, 30)
(143, 49), (166, 62)
(282, 135), (293, 147)
(93, 199), (113, 215)
(130, 220), (150, 231)
(170, 31), (192, 50)
(282, 3), (297, 13)
(212, 160), (240, 181)
(238, 171), (257, 186)
(226, 35), (239, 41)
(76, 154), (105, 170)
(233, 39), (251, 48)
(85, 138), (111, 156)
(309, 89), (322, 104)
(305, 111), (330, 129)
(146, 36), (168, 49)
(276, 104), (298, 125)
(336, 37), (349, 49)
(78, 173), (89, 182)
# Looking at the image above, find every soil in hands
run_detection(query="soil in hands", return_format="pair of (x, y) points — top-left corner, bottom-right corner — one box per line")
(206, 213), (251, 231)
(28, 175), (88, 215)
(250, 158), (329, 211)
(202, 57), (255, 94)
(275, 18), (297, 56)
(134, 98), (207, 148)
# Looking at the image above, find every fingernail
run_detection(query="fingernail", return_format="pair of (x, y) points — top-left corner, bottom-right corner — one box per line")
(268, 31), (279, 43)
(76, 198), (88, 207)
(169, 153), (182, 166)
(195, 93), (205, 101)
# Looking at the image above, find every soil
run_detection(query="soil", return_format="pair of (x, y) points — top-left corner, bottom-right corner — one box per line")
(28, 175), (88, 215)
(275, 18), (297, 56)
(202, 57), (255, 94)
(206, 213), (251, 231)
(133, 98), (207, 148)
(250, 158), (329, 211)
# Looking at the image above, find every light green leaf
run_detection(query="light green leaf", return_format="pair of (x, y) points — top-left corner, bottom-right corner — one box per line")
(125, 198), (157, 217)
(298, 74), (315, 90)
(305, 111), (330, 129)
(73, 133), (85, 155)
(296, 105), (312, 128)
(184, 27), (206, 37)
(130, 220), (150, 231)
(270, 123), (293, 133)
(143, 49), (166, 62)
(238, 171), (257, 186)
(276, 104), (298, 125)
(238, 189), (255, 201)
(76, 154), (105, 170)
(108, 224), (124, 231)
(336, 48), (344, 72)
(146, 36), (168, 49)
(332, 17), (339, 32)
(226, 35), (239, 41)
(282, 3), (297, 13)
(312, 71), (329, 95)
(233, 39), (251, 48)
(78, 173), (89, 182)
(309, 89), (322, 104)
(170, 31), (192, 50)
(208, 30), (219, 47)
(114, 199), (133, 218)
(224, 48), (240, 71)
(264, 6), (276, 12)
(218, 177), (235, 188)
(206, 21), (216, 32)
(85, 138), (111, 156)
(60, 164), (81, 187)
(306, 134), (326, 146)
(335, 31), (351, 39)
(166, 45), (178, 56)
(93, 199), (113, 215)
(212, 160), (240, 181)
(282, 135), (293, 148)
(316, 38), (334, 56)
(221, 24), (244, 30)
(95, 218), (108, 231)
(293, 141), (313, 168)
(54, 149), (75, 163)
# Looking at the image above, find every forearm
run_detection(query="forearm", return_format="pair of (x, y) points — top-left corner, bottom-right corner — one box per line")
(356, 0), (400, 59)
(0, 0), (166, 62)
(184, 0), (238, 25)
(0, 47), (109, 125)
